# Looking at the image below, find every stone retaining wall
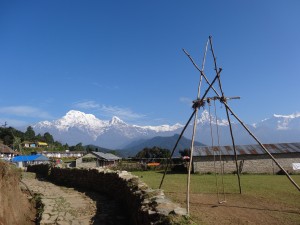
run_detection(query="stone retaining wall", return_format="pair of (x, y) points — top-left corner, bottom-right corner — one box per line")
(27, 165), (188, 225)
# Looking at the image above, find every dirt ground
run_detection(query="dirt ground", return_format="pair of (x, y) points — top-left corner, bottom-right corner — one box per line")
(168, 192), (300, 225)
(0, 162), (36, 225)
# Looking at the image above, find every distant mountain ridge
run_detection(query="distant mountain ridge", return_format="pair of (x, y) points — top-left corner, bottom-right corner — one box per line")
(31, 110), (300, 150)
(33, 110), (183, 148)
(122, 134), (205, 157)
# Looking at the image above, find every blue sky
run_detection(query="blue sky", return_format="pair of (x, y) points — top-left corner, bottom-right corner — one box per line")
(0, 1), (300, 127)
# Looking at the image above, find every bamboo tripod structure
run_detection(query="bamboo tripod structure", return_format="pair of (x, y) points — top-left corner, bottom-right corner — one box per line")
(159, 36), (300, 216)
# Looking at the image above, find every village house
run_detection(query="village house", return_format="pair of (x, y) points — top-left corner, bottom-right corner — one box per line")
(42, 150), (84, 159)
(22, 141), (48, 148)
(193, 142), (300, 174)
(12, 154), (50, 168)
(76, 151), (121, 168)
(0, 143), (19, 161)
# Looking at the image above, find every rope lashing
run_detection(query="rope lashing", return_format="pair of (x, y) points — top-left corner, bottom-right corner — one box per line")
(192, 99), (205, 109)
(193, 96), (240, 108)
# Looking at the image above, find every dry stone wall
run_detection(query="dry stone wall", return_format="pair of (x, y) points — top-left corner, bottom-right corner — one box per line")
(27, 165), (187, 225)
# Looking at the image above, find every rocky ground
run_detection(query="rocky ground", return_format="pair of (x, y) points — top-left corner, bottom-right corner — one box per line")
(21, 172), (130, 225)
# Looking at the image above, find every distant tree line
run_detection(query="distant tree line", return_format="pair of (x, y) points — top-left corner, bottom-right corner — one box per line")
(135, 146), (191, 159)
(0, 126), (85, 152)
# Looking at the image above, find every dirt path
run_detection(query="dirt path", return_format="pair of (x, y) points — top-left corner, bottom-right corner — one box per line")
(21, 173), (129, 225)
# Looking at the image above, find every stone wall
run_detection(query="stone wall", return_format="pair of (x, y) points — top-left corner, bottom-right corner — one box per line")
(27, 165), (188, 225)
(193, 153), (300, 174)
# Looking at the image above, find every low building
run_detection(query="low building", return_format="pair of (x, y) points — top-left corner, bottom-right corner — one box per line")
(42, 151), (84, 159)
(76, 151), (121, 168)
(12, 154), (50, 168)
(22, 141), (48, 148)
(0, 143), (19, 161)
(193, 142), (300, 174)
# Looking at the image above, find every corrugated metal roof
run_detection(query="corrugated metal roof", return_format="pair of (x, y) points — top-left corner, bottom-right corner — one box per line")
(92, 151), (121, 160)
(12, 154), (50, 162)
(193, 143), (300, 157)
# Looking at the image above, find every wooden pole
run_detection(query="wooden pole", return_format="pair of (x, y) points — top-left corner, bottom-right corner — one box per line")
(209, 36), (242, 194)
(159, 109), (196, 189)
(186, 38), (209, 215)
(186, 107), (199, 215)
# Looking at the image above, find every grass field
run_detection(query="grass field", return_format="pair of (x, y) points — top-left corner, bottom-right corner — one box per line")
(132, 171), (300, 225)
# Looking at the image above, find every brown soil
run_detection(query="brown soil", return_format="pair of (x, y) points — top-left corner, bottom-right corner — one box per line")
(0, 162), (36, 225)
(168, 192), (300, 225)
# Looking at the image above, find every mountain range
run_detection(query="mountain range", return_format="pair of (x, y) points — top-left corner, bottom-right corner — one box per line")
(32, 110), (300, 151)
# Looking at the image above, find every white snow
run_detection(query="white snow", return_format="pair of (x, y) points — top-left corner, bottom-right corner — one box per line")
(273, 112), (300, 119)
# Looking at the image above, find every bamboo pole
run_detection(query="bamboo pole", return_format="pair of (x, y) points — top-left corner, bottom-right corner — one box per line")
(209, 36), (242, 194)
(186, 107), (199, 215)
(159, 109), (196, 189)
(186, 38), (209, 215)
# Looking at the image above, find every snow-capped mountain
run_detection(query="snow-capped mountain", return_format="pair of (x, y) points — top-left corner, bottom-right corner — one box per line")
(253, 113), (300, 130)
(32, 110), (300, 149)
(33, 110), (184, 148)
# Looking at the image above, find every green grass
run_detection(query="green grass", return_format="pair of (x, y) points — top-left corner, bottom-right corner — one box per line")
(133, 171), (300, 194)
(132, 171), (300, 224)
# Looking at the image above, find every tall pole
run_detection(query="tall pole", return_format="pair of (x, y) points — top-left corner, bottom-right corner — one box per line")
(186, 39), (209, 215)
(159, 110), (196, 189)
(209, 36), (242, 194)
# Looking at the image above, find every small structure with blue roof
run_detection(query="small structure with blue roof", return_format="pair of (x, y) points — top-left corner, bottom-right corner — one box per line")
(12, 154), (50, 168)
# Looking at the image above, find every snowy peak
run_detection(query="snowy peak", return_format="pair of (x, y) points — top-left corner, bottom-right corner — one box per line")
(273, 112), (300, 119)
(109, 116), (126, 125)
(34, 110), (108, 132)
(63, 110), (98, 124)
(254, 112), (300, 130)
(140, 123), (183, 132)
(198, 110), (210, 123)
(197, 110), (228, 126)
(56, 110), (108, 130)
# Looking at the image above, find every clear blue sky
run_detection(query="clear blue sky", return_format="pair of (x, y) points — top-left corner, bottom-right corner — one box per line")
(0, 1), (300, 127)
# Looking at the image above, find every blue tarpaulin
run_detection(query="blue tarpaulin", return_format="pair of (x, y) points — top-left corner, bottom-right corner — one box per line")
(12, 154), (49, 162)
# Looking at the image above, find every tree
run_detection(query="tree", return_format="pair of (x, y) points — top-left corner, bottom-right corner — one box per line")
(24, 126), (35, 141)
(135, 146), (171, 159)
(36, 133), (42, 141)
(179, 148), (191, 157)
(13, 136), (22, 151)
(43, 132), (54, 144)
(3, 135), (12, 146)
(63, 143), (69, 150)
(71, 142), (84, 151)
